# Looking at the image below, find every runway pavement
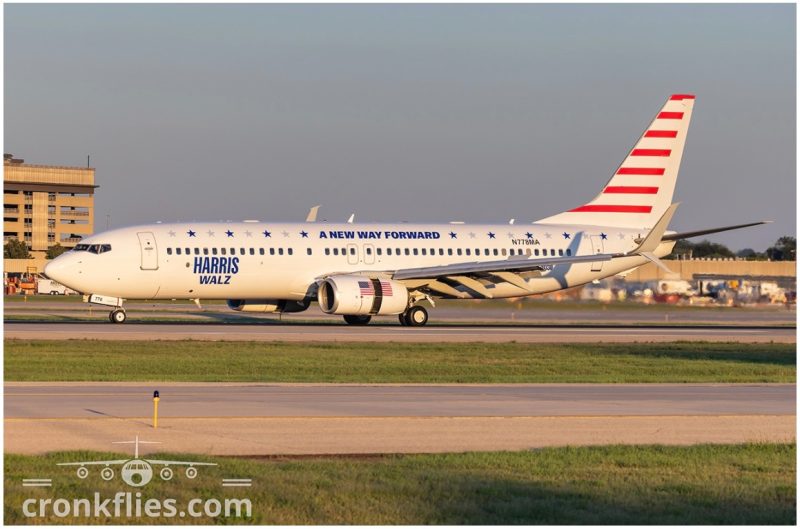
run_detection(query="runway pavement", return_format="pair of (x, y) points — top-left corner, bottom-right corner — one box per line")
(6, 383), (795, 419)
(4, 322), (795, 343)
(5, 383), (795, 455)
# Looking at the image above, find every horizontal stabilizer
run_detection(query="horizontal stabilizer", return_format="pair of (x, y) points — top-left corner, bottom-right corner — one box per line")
(661, 221), (772, 241)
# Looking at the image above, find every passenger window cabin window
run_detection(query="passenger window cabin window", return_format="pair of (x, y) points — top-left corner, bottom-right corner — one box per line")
(307, 248), (312, 255)
(349, 248), (355, 255)
(457, 249), (462, 256)
(230, 248), (235, 255)
(240, 248), (245, 255)
(288, 248), (293, 256)
(194, 248), (199, 255)
(387, 248), (392, 256)
(185, 248), (190, 255)
(333, 248), (338, 255)
(493, 249), (499, 256)
(270, 248), (275, 255)
(438, 249), (444, 256)
(413, 249), (418, 256)
(526, 249), (532, 256)
(203, 248), (209, 255)
(465, 249), (471, 256)
(325, 248), (330, 256)
(221, 248), (226, 255)
(559, 249), (564, 256)
(448, 249), (453, 256)
(377, 248), (382, 256)
(176, 248), (181, 255)
(566, 249), (572, 256)
(535, 249), (540, 256)
(421, 249), (426, 256)
(250, 248), (255, 255)
(366, 247), (372, 255)
(259, 248), (265, 255)
(279, 248), (284, 256)
(167, 248), (173, 255)
(404, 248), (410, 256)
(550, 249), (556, 256)
(484, 249), (490, 256)
(212, 248), (218, 255)
(501, 249), (507, 256)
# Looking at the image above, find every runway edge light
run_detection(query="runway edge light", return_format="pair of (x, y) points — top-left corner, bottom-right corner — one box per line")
(153, 390), (160, 429)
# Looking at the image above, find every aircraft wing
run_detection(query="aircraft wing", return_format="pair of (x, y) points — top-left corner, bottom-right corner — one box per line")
(392, 252), (615, 281)
(145, 460), (217, 466)
(57, 460), (128, 467)
(389, 205), (680, 292)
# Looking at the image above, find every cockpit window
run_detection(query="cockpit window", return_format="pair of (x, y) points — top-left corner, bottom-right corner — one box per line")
(76, 244), (112, 254)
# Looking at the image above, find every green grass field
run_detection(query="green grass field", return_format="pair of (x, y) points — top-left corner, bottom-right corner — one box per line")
(4, 340), (795, 383)
(4, 444), (795, 524)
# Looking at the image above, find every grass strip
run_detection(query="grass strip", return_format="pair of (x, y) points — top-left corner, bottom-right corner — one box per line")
(4, 340), (795, 383)
(4, 444), (795, 524)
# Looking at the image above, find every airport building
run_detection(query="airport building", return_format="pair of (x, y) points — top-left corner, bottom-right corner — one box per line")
(3, 153), (97, 274)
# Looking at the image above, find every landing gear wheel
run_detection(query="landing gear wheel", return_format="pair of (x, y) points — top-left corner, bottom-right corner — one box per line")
(109, 309), (127, 324)
(405, 306), (429, 327)
(343, 315), (371, 325)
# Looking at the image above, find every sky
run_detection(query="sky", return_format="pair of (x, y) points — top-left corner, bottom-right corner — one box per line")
(4, 4), (796, 251)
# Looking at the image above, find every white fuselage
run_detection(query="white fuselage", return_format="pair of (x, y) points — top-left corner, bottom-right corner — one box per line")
(45, 221), (674, 302)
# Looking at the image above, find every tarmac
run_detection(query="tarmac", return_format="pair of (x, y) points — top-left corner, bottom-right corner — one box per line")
(5, 383), (795, 455)
(4, 322), (795, 343)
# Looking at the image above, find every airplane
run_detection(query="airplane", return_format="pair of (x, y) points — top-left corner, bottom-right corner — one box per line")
(44, 94), (768, 326)
(57, 435), (216, 487)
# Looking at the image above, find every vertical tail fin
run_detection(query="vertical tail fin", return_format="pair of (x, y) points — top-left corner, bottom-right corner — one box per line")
(536, 94), (695, 229)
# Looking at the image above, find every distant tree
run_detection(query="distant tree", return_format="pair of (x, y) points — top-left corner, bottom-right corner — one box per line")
(765, 236), (796, 261)
(46, 243), (68, 260)
(4, 239), (30, 259)
(668, 239), (734, 259)
(735, 248), (767, 260)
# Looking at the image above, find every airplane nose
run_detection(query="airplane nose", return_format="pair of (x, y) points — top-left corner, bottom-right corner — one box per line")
(44, 255), (69, 284)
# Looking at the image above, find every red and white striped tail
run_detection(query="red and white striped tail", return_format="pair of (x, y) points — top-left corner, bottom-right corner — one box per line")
(537, 94), (695, 229)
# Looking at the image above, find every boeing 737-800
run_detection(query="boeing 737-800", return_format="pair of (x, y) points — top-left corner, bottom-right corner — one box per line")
(45, 95), (767, 326)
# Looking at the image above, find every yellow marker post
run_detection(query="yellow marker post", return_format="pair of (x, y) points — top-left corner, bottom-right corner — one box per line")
(153, 390), (160, 429)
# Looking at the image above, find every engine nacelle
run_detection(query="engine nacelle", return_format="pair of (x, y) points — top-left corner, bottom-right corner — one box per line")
(318, 275), (408, 315)
(226, 299), (310, 313)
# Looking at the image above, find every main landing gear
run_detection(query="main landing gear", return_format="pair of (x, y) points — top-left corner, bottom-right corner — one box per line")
(109, 308), (127, 324)
(399, 305), (428, 327)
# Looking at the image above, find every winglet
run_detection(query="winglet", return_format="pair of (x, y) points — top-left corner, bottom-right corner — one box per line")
(306, 205), (321, 222)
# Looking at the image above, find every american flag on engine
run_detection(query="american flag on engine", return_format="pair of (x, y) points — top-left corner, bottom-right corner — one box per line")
(358, 281), (373, 296)
(379, 281), (393, 296)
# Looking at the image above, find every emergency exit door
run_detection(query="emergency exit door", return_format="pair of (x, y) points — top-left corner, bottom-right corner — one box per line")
(137, 232), (159, 270)
(589, 235), (604, 272)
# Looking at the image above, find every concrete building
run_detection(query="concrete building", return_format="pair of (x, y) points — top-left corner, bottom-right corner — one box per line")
(4, 154), (97, 274)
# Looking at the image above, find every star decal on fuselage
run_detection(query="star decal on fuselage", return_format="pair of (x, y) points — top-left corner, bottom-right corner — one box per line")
(263, 230), (271, 238)
(187, 230), (196, 237)
(525, 232), (534, 239)
(487, 232), (496, 239)
(600, 233), (608, 240)
(449, 232), (457, 239)
(300, 230), (309, 238)
(225, 230), (234, 237)
(563, 232), (571, 239)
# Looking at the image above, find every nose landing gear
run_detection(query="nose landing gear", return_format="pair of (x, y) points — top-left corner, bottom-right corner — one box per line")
(109, 309), (127, 324)
(399, 305), (428, 327)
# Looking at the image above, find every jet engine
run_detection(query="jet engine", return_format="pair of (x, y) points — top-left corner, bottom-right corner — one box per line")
(226, 299), (310, 313)
(317, 275), (408, 315)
